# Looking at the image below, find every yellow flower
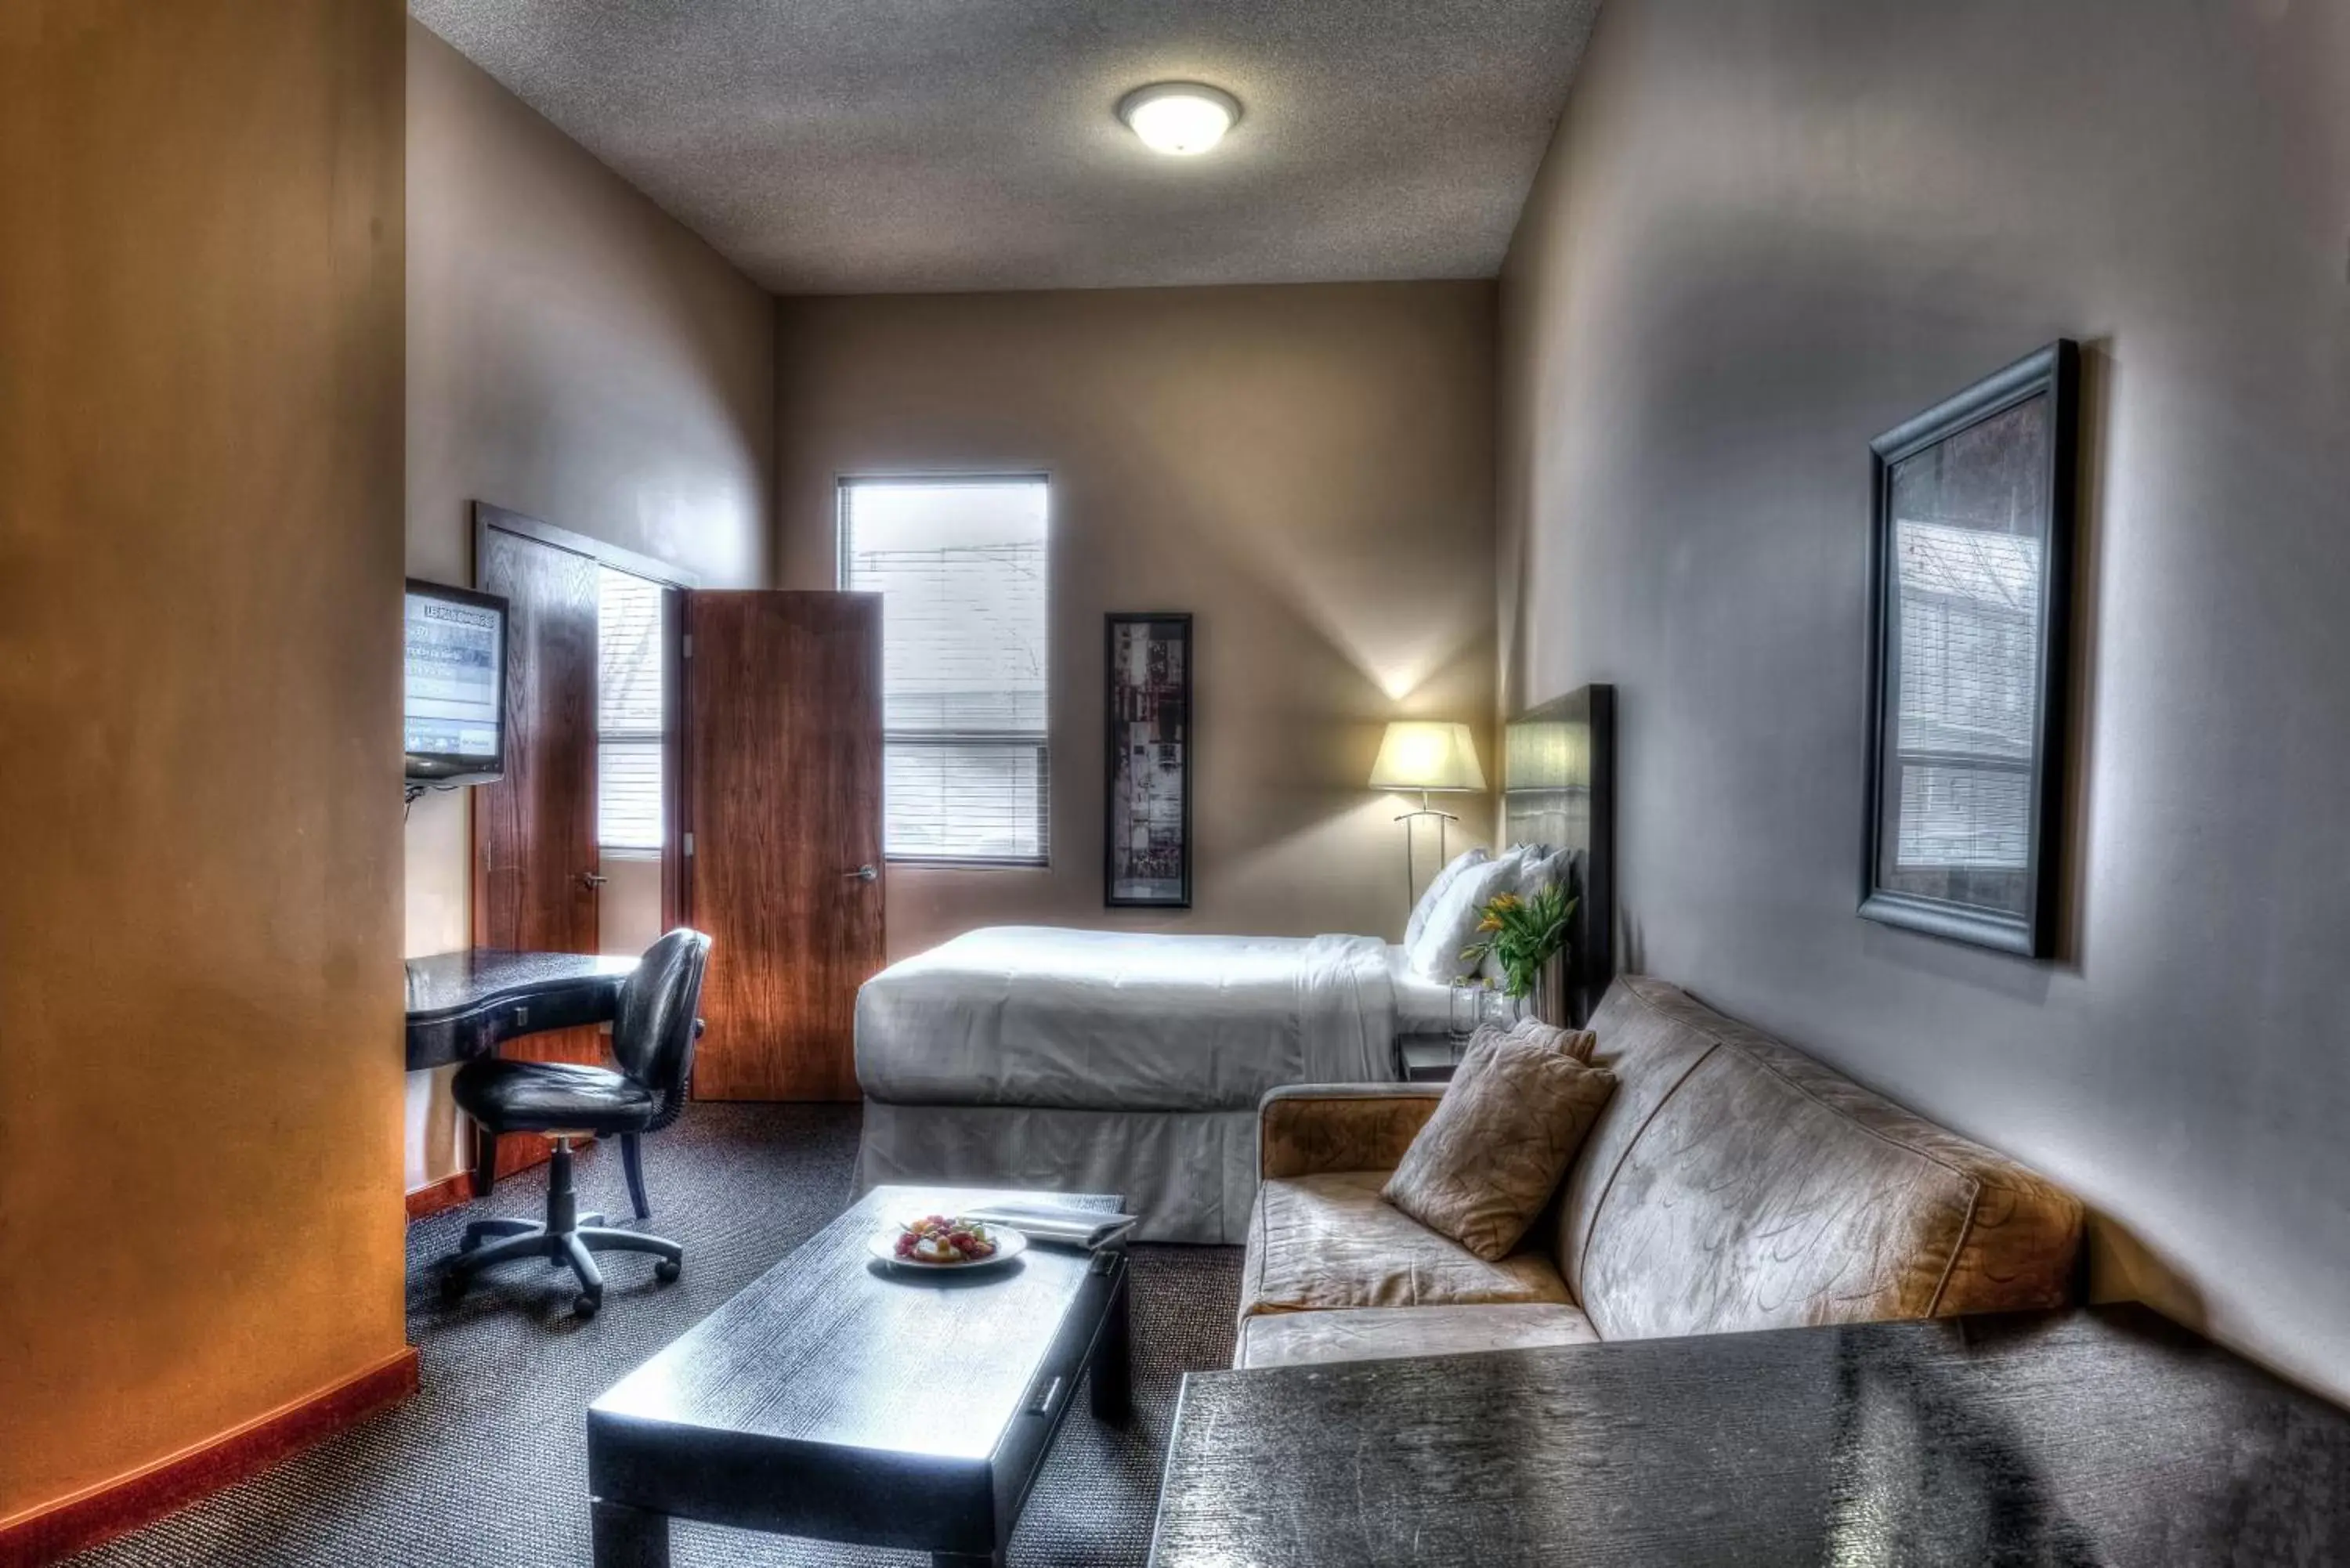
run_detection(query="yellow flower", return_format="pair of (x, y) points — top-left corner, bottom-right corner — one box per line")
(1486, 893), (1522, 912)
(1476, 914), (1503, 933)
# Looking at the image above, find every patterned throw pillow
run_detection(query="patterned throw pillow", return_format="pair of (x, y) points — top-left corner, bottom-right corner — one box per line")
(1506, 1013), (1596, 1061)
(1383, 1020), (1616, 1260)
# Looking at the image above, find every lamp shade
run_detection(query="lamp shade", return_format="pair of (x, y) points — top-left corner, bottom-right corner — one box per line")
(1368, 721), (1486, 793)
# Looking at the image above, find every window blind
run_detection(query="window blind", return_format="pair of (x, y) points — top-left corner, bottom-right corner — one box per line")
(1892, 518), (2039, 869)
(598, 567), (667, 853)
(840, 477), (1050, 864)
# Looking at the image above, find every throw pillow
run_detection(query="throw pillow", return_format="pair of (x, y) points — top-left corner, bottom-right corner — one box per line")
(1405, 847), (1526, 983)
(1509, 1013), (1596, 1063)
(1403, 846), (1491, 952)
(1383, 1022), (1615, 1260)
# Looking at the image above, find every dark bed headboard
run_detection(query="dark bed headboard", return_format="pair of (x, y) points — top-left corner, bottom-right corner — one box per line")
(1502, 684), (1616, 1027)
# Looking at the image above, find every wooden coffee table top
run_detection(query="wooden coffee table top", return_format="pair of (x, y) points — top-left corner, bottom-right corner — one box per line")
(593, 1185), (1119, 1461)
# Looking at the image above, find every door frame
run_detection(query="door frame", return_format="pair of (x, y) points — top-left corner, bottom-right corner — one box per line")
(472, 501), (700, 930)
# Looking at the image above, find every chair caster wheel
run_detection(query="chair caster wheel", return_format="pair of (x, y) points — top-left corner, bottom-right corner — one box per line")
(573, 1294), (600, 1320)
(459, 1233), (479, 1252)
(439, 1271), (468, 1303)
(654, 1259), (682, 1284)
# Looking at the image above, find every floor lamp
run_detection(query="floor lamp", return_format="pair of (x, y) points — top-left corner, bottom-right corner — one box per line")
(1369, 721), (1487, 912)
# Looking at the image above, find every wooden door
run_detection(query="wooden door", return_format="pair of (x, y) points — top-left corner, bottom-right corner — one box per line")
(472, 516), (602, 1070)
(682, 591), (883, 1100)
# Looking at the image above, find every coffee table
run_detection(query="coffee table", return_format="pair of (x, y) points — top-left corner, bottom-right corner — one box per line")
(587, 1184), (1130, 1567)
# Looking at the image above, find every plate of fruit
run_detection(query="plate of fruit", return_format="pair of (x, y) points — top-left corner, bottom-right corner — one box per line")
(868, 1214), (1029, 1271)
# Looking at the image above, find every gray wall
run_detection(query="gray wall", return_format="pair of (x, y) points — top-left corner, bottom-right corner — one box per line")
(1500, 0), (2350, 1396)
(402, 17), (776, 1188)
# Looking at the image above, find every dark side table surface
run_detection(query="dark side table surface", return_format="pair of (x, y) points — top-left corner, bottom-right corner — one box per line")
(403, 948), (639, 1069)
(1150, 1302), (2350, 1567)
(589, 1184), (1130, 1566)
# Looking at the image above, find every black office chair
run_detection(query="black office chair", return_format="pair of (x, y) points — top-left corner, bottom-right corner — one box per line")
(438, 927), (711, 1318)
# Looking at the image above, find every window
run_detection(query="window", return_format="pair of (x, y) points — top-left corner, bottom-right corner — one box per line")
(840, 476), (1049, 865)
(597, 566), (667, 854)
(1892, 518), (2039, 870)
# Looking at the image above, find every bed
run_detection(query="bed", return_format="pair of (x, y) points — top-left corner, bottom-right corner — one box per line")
(854, 929), (1458, 1241)
(853, 686), (1616, 1243)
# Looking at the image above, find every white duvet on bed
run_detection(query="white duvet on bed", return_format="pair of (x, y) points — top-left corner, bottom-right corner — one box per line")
(855, 926), (1397, 1111)
(1386, 943), (1460, 1036)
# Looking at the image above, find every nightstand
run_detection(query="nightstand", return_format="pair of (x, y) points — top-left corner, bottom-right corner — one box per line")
(1398, 1039), (1462, 1083)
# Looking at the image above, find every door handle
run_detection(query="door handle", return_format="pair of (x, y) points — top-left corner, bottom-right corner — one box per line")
(844, 865), (879, 883)
(579, 871), (609, 890)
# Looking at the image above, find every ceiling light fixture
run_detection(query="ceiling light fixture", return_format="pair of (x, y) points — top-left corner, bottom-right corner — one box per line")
(1118, 82), (1242, 157)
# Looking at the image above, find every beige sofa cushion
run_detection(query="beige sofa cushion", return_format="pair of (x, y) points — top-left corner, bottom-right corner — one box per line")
(1565, 977), (2084, 1339)
(1383, 1024), (1614, 1259)
(1235, 1302), (1600, 1370)
(1238, 1170), (1572, 1319)
(1550, 977), (1725, 1302)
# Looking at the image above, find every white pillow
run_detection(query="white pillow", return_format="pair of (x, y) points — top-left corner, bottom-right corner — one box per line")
(1404, 846), (1491, 951)
(1407, 847), (1528, 983)
(1517, 846), (1571, 898)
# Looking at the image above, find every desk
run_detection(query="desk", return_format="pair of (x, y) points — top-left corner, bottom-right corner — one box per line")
(404, 948), (639, 1071)
(1149, 1304), (2350, 1566)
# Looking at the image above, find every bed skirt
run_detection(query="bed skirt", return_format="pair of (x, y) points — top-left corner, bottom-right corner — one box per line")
(854, 1100), (1260, 1245)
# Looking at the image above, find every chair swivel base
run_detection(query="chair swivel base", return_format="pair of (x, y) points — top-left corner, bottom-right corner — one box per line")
(437, 1137), (682, 1319)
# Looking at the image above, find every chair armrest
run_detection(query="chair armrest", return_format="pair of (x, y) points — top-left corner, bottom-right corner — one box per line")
(1258, 1083), (1448, 1180)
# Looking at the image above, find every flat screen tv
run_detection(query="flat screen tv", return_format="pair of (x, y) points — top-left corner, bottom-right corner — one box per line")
(404, 578), (508, 787)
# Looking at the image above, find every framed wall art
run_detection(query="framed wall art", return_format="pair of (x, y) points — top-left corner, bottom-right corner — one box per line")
(1104, 612), (1191, 908)
(1861, 339), (2079, 957)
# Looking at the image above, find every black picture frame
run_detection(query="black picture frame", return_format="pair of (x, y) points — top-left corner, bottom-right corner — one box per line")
(1861, 340), (2079, 956)
(1104, 612), (1192, 908)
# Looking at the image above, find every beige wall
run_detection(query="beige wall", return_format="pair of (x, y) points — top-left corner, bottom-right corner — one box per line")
(403, 19), (776, 1184)
(0, 0), (409, 1523)
(1501, 0), (2350, 1396)
(777, 284), (1499, 960)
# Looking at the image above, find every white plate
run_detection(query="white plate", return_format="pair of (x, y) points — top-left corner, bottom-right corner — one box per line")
(868, 1223), (1029, 1272)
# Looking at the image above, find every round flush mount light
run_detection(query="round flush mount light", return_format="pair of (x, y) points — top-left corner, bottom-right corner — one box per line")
(1118, 82), (1242, 157)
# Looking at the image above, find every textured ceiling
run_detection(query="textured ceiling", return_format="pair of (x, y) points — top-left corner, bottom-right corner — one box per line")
(408, 1), (1602, 295)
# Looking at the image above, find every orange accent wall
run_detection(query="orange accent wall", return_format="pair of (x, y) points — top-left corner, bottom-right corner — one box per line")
(0, 0), (409, 1526)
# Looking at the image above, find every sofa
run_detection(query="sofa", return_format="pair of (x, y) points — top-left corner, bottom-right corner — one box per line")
(1234, 974), (2084, 1369)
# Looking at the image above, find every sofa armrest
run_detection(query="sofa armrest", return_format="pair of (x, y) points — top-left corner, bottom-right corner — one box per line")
(1259, 1082), (1448, 1180)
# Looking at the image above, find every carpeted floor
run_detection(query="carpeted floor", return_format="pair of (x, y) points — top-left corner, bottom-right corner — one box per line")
(74, 1105), (1242, 1568)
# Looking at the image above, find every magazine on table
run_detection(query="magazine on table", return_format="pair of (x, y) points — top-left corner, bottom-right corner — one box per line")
(961, 1202), (1141, 1251)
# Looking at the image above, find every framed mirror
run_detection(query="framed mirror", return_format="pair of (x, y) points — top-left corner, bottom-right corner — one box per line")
(1861, 340), (2079, 957)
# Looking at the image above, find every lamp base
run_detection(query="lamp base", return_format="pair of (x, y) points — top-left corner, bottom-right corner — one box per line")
(1394, 793), (1462, 912)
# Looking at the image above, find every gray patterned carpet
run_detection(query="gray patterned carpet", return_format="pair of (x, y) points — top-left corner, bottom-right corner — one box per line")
(74, 1105), (1242, 1567)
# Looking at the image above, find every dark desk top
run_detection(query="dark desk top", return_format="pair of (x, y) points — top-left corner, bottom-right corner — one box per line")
(403, 948), (640, 1071)
(403, 948), (638, 1025)
(1151, 1304), (2350, 1566)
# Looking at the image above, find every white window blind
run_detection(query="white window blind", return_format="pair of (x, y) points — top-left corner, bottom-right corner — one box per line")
(598, 567), (667, 853)
(1892, 518), (2040, 869)
(840, 477), (1050, 865)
